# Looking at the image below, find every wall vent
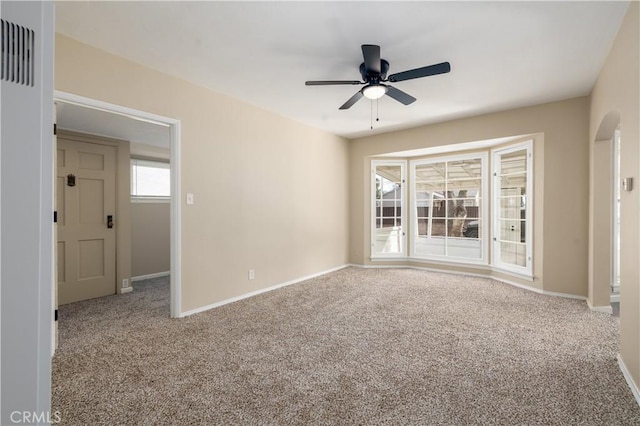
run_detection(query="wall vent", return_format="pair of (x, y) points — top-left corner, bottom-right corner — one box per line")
(1, 19), (35, 86)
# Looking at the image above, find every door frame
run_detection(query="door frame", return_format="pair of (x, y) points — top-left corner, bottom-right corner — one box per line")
(54, 91), (182, 318)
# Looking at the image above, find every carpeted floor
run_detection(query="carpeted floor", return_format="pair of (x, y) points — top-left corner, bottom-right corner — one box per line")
(52, 267), (640, 425)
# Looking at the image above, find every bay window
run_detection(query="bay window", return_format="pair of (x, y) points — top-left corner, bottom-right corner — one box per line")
(370, 139), (534, 279)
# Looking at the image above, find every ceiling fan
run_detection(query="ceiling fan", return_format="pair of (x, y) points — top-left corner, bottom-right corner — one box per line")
(305, 44), (451, 110)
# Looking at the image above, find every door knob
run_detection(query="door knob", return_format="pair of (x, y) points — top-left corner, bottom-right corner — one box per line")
(107, 215), (114, 229)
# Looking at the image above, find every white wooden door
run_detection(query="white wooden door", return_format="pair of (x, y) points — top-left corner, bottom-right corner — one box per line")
(57, 137), (117, 304)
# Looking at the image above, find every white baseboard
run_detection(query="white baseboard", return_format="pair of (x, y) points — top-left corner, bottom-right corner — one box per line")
(121, 287), (133, 294)
(352, 262), (498, 282)
(541, 289), (587, 301)
(180, 264), (350, 318)
(351, 263), (588, 301)
(131, 271), (170, 282)
(617, 354), (640, 407)
(587, 298), (613, 314)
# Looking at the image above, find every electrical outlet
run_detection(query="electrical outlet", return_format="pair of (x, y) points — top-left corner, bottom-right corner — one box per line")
(122, 278), (130, 288)
(248, 269), (255, 280)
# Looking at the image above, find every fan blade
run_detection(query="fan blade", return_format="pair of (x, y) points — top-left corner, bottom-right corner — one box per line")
(339, 91), (364, 110)
(361, 44), (381, 73)
(306, 80), (362, 86)
(388, 62), (451, 82)
(385, 86), (416, 105)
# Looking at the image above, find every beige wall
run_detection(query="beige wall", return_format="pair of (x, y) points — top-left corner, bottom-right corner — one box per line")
(55, 35), (350, 312)
(590, 2), (639, 392)
(131, 202), (170, 278)
(349, 97), (590, 296)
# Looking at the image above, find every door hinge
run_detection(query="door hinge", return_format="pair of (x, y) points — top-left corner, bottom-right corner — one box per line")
(54, 309), (58, 321)
(53, 211), (57, 223)
(53, 123), (57, 135)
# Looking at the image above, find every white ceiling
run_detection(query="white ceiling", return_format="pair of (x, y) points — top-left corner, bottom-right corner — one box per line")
(55, 1), (629, 139)
(56, 101), (171, 157)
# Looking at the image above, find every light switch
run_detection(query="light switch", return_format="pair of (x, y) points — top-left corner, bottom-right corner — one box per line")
(186, 193), (194, 205)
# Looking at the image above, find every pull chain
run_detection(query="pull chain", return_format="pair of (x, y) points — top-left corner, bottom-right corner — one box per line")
(370, 100), (373, 130)
(370, 98), (381, 130)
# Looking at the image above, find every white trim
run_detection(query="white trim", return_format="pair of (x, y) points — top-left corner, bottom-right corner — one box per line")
(610, 293), (620, 303)
(53, 92), (172, 127)
(356, 263), (495, 280)
(170, 120), (182, 318)
(131, 271), (171, 282)
(131, 197), (171, 203)
(121, 287), (133, 294)
(586, 299), (613, 314)
(617, 354), (640, 407)
(369, 256), (534, 282)
(54, 91), (183, 318)
(181, 264), (350, 317)
(540, 289), (586, 301)
(491, 266), (535, 282)
(352, 264), (588, 301)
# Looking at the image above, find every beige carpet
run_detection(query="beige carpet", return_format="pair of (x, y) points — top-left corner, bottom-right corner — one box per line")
(52, 267), (640, 425)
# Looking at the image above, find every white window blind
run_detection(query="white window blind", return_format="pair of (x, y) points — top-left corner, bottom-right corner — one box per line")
(131, 159), (170, 199)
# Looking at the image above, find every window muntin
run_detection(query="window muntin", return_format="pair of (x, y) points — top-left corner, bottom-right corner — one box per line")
(372, 161), (406, 257)
(411, 154), (487, 262)
(131, 159), (170, 200)
(492, 142), (532, 275)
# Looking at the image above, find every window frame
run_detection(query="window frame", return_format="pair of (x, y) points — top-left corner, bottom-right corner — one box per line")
(371, 160), (407, 259)
(130, 158), (171, 203)
(410, 152), (489, 265)
(491, 140), (533, 277)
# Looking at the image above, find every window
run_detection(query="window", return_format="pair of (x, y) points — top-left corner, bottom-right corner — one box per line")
(411, 153), (487, 262)
(131, 159), (170, 200)
(371, 161), (406, 258)
(492, 141), (532, 275)
(370, 140), (534, 278)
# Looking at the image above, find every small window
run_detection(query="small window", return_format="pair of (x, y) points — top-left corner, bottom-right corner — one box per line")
(131, 159), (170, 201)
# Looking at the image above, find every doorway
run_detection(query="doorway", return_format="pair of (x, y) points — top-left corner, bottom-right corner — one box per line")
(590, 111), (620, 313)
(54, 92), (182, 320)
(611, 128), (621, 302)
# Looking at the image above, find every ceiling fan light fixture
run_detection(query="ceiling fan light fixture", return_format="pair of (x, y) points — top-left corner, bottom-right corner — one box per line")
(362, 84), (387, 100)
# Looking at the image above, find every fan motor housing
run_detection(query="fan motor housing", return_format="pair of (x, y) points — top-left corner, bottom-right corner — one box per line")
(360, 59), (389, 82)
